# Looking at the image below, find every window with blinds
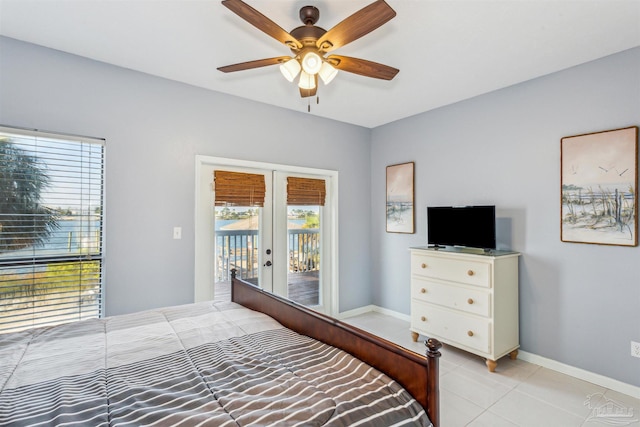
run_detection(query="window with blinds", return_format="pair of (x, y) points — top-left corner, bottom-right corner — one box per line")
(0, 127), (105, 334)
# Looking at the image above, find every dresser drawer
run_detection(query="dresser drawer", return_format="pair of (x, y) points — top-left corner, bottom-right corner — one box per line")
(411, 301), (491, 353)
(412, 278), (491, 317)
(411, 254), (491, 288)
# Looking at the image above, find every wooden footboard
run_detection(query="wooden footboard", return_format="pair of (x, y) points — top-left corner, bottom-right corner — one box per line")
(231, 272), (441, 427)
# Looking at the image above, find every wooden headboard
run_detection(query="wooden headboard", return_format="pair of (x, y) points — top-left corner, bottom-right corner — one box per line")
(230, 272), (441, 427)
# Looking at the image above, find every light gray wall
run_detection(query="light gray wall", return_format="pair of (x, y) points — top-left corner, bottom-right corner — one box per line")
(370, 47), (640, 387)
(0, 36), (373, 315)
(2, 35), (638, 388)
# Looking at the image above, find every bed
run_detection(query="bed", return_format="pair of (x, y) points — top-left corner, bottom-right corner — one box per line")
(0, 273), (441, 426)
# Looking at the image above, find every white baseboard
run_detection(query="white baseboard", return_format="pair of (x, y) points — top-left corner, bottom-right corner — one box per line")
(518, 350), (640, 399)
(337, 305), (377, 320)
(339, 305), (640, 400)
(338, 304), (410, 322)
(371, 305), (411, 322)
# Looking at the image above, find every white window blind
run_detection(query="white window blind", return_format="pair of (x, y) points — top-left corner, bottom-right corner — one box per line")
(0, 126), (105, 334)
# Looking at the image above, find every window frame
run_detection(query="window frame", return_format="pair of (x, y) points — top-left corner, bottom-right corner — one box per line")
(0, 125), (106, 333)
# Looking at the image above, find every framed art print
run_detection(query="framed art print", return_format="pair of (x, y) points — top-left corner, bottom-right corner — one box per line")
(561, 126), (638, 246)
(386, 162), (414, 233)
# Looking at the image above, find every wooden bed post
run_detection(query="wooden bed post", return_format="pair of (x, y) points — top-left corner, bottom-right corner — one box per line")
(426, 338), (442, 427)
(230, 268), (237, 301)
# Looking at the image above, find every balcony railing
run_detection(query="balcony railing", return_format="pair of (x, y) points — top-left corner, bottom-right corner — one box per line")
(215, 229), (319, 283)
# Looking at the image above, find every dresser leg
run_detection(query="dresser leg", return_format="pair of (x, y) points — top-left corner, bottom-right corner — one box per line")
(509, 349), (519, 360)
(411, 331), (419, 342)
(486, 359), (497, 372)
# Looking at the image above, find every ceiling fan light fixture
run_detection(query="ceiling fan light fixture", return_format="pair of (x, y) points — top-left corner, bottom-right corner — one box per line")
(298, 71), (316, 90)
(279, 58), (301, 82)
(318, 62), (338, 85)
(301, 51), (322, 75)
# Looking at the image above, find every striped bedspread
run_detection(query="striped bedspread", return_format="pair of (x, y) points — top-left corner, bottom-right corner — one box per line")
(0, 300), (431, 426)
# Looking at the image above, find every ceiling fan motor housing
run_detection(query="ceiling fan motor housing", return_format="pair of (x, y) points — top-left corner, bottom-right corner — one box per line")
(290, 26), (326, 49)
(290, 6), (328, 50)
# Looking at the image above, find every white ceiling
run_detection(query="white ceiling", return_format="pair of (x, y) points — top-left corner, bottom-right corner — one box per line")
(1, 0), (639, 128)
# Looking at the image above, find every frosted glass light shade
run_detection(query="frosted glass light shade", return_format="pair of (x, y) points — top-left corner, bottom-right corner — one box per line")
(298, 71), (316, 90)
(279, 59), (301, 82)
(318, 62), (338, 85)
(301, 51), (322, 74)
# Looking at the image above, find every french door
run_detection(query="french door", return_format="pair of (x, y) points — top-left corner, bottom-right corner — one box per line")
(212, 167), (273, 292)
(195, 156), (337, 315)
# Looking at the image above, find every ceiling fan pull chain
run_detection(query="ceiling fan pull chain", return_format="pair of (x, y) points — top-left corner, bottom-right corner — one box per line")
(317, 96), (319, 105)
(308, 97), (311, 112)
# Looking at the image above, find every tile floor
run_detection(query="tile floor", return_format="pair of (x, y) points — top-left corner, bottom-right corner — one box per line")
(342, 311), (640, 427)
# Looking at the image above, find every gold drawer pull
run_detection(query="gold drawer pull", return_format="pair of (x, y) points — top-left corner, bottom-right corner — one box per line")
(467, 270), (475, 276)
(420, 288), (427, 294)
(467, 330), (474, 337)
(421, 263), (427, 269)
(420, 316), (427, 322)
(467, 298), (474, 305)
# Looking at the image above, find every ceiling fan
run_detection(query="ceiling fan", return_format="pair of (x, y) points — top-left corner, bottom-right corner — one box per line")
(217, 0), (399, 99)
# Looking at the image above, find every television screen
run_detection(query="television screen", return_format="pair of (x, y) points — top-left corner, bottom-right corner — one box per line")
(427, 205), (496, 250)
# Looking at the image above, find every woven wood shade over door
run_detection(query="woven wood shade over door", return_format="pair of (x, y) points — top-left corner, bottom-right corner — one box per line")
(214, 170), (266, 207)
(287, 177), (326, 206)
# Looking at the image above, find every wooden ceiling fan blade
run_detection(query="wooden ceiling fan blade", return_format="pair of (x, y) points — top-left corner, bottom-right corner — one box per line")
(217, 56), (292, 73)
(222, 0), (302, 50)
(316, 0), (396, 52)
(327, 55), (399, 80)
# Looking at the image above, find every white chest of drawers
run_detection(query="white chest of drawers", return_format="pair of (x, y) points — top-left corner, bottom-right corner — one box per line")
(410, 247), (520, 372)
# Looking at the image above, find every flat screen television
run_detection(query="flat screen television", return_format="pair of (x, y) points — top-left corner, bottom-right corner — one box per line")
(427, 205), (496, 250)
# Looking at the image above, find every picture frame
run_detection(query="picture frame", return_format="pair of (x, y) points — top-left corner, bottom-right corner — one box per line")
(561, 126), (638, 246)
(386, 161), (415, 234)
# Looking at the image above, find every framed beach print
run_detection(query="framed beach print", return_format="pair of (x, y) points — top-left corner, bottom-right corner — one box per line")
(561, 126), (638, 246)
(386, 162), (414, 233)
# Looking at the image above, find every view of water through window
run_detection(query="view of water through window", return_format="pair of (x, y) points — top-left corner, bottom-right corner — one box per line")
(0, 129), (104, 333)
(214, 205), (320, 306)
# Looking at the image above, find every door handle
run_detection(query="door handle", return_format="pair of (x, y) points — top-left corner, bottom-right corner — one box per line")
(264, 261), (272, 267)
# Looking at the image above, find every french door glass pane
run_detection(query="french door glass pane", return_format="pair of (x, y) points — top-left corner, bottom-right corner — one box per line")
(215, 207), (260, 287)
(287, 205), (320, 306)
